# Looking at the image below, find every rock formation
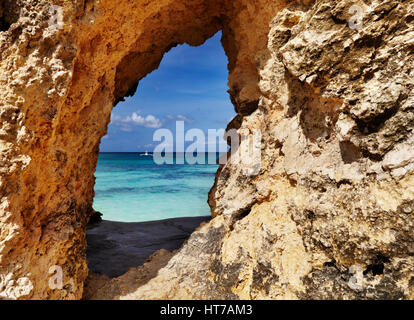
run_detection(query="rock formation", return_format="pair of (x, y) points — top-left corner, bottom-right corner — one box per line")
(0, 0), (413, 299)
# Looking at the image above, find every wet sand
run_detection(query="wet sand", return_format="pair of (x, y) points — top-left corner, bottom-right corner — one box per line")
(86, 216), (211, 277)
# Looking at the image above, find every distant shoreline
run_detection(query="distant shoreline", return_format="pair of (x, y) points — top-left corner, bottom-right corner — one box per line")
(88, 215), (210, 225)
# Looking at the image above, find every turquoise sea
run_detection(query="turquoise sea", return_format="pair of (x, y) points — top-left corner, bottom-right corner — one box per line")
(93, 153), (220, 222)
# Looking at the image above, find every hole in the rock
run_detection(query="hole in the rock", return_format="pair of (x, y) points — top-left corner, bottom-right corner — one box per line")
(355, 104), (400, 135)
(339, 141), (362, 164)
(363, 263), (385, 276)
(0, 1), (20, 32)
(305, 210), (315, 219)
(229, 206), (252, 231)
(323, 261), (337, 268)
(363, 255), (390, 276)
(86, 32), (236, 278)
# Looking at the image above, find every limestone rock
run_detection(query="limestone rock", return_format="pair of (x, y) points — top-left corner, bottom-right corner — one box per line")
(0, 0), (413, 300)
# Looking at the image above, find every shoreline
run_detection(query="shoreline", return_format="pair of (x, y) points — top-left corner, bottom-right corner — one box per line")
(86, 216), (211, 278)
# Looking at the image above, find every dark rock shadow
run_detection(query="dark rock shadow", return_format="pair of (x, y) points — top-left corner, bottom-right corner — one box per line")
(86, 216), (211, 278)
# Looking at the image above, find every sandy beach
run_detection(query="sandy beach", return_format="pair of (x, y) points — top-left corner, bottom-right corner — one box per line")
(86, 216), (211, 278)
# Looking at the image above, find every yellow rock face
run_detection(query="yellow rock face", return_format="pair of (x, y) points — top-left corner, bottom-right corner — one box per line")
(1, 0), (413, 300)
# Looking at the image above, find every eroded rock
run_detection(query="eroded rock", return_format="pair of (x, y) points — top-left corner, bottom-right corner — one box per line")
(0, 0), (413, 300)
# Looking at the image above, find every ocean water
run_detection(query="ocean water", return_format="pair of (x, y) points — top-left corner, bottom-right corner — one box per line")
(93, 153), (220, 222)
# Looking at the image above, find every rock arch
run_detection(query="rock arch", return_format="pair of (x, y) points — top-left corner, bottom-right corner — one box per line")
(1, 0), (413, 300)
(0, 0), (286, 299)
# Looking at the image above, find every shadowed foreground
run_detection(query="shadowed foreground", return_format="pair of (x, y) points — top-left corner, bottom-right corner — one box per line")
(86, 216), (211, 277)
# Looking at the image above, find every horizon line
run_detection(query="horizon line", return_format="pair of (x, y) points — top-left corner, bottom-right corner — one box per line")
(99, 151), (227, 153)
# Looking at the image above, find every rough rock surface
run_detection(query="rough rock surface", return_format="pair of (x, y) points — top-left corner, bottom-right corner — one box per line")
(83, 249), (177, 300)
(0, 0), (413, 300)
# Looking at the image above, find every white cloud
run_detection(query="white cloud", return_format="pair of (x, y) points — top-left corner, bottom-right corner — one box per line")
(125, 113), (162, 128)
(120, 126), (133, 132)
(111, 111), (162, 129)
(177, 115), (194, 123)
(166, 114), (194, 123)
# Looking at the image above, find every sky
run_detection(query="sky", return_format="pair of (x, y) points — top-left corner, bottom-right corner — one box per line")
(99, 31), (236, 152)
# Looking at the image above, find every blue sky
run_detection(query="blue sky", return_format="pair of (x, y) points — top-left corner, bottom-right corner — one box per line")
(100, 31), (236, 152)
